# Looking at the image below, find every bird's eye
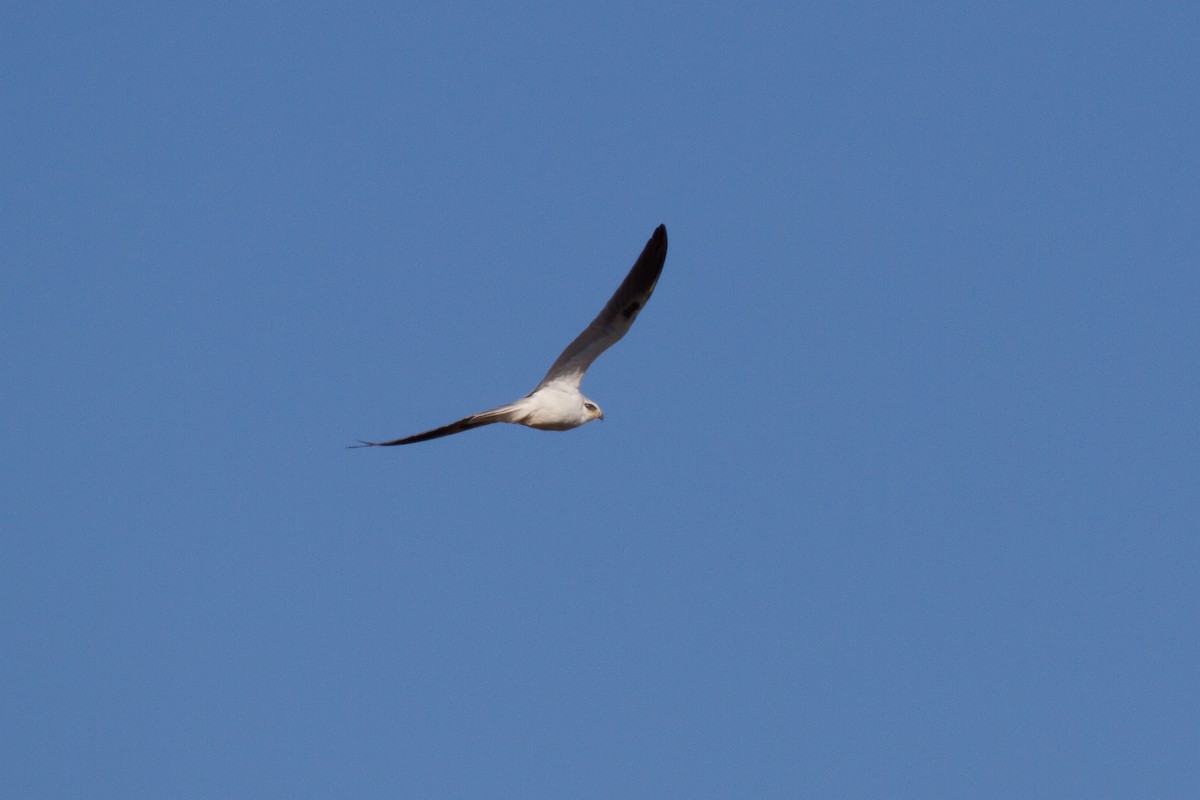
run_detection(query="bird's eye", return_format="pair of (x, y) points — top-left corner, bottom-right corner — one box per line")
(584, 403), (597, 411)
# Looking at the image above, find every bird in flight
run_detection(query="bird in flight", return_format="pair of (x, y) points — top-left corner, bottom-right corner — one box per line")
(352, 224), (668, 448)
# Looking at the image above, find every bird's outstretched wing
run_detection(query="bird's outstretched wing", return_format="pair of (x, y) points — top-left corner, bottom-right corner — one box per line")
(535, 224), (667, 390)
(349, 404), (519, 448)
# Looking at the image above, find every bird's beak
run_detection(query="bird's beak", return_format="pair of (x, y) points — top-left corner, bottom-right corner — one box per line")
(597, 410), (605, 421)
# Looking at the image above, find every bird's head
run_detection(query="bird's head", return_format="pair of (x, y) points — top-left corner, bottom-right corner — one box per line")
(582, 398), (604, 422)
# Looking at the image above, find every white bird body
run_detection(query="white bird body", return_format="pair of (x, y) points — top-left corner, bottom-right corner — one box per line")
(509, 381), (603, 430)
(353, 224), (666, 448)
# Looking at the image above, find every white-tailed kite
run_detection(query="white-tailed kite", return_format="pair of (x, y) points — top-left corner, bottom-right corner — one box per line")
(352, 224), (668, 448)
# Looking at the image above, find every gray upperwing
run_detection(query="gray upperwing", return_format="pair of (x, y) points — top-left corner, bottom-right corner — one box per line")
(350, 404), (519, 447)
(535, 224), (668, 390)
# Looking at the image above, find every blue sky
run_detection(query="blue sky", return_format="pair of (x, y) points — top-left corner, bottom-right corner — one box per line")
(3, 2), (1197, 797)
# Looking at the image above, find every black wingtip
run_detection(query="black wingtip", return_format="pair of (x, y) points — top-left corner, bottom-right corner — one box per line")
(651, 224), (667, 253)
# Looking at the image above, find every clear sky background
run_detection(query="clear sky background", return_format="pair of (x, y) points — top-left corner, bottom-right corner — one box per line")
(3, 2), (1197, 798)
